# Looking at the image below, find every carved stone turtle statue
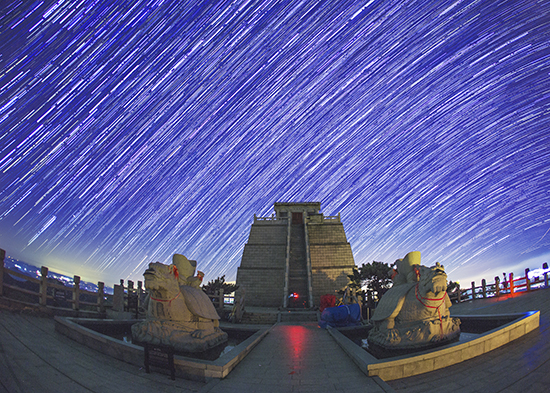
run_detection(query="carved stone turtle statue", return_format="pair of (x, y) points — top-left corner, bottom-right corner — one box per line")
(131, 258), (227, 352)
(367, 252), (460, 354)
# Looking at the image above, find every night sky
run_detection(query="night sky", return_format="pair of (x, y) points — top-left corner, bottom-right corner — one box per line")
(1, 0), (549, 288)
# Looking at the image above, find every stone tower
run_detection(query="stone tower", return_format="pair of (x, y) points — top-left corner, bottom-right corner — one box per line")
(235, 202), (356, 308)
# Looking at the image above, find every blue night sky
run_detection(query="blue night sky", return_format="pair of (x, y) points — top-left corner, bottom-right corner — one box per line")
(1, 0), (549, 288)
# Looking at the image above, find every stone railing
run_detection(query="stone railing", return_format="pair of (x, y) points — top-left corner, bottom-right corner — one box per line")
(305, 213), (341, 224)
(323, 213), (341, 222)
(0, 249), (109, 315)
(111, 279), (145, 318)
(0, 248), (238, 320)
(254, 213), (341, 224)
(253, 214), (288, 223)
(449, 262), (550, 303)
(206, 288), (228, 314)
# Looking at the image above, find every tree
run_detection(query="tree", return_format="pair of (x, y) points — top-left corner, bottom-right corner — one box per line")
(202, 275), (239, 295)
(348, 261), (393, 299)
(446, 280), (460, 303)
(446, 280), (460, 294)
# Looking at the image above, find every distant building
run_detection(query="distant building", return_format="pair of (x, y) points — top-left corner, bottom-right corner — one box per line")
(235, 202), (356, 308)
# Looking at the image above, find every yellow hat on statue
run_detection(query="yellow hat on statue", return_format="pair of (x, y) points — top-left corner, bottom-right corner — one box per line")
(172, 254), (196, 279)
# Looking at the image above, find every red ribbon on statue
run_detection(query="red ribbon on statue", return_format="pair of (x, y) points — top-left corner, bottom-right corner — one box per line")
(170, 264), (179, 280)
(150, 291), (181, 306)
(415, 283), (447, 340)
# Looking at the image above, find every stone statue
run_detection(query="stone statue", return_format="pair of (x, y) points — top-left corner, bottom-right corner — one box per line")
(131, 255), (227, 352)
(367, 251), (460, 353)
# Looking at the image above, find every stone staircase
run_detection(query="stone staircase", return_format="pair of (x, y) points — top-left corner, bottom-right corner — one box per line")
(287, 224), (309, 308)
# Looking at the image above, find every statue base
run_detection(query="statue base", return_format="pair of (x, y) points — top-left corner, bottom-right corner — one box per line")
(367, 316), (461, 358)
(132, 320), (228, 353)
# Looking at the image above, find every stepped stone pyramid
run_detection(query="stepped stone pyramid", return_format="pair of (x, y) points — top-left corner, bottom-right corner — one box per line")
(235, 202), (356, 308)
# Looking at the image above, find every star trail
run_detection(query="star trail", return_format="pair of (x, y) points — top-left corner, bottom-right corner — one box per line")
(1, 0), (549, 287)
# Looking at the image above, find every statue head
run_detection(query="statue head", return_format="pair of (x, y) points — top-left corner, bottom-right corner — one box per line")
(417, 264), (448, 296)
(143, 262), (181, 296)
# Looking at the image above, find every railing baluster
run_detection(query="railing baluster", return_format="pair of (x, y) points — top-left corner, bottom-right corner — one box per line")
(40, 266), (49, 306)
(73, 275), (80, 310)
(97, 282), (105, 313)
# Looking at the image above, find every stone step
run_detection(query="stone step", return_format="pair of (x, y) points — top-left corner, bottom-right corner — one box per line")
(239, 310), (319, 324)
(289, 283), (308, 290)
(279, 310), (319, 322)
(288, 279), (307, 288)
(239, 312), (278, 325)
(288, 286), (308, 292)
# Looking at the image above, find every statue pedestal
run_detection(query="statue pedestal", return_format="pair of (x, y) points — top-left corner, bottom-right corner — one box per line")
(132, 319), (228, 353)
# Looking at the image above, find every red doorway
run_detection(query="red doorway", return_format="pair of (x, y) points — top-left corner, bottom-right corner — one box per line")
(292, 212), (303, 225)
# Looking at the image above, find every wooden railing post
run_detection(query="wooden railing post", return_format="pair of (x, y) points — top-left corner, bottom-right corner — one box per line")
(137, 280), (143, 309)
(482, 279), (487, 298)
(40, 266), (49, 306)
(113, 284), (124, 312)
(525, 268), (531, 292)
(127, 280), (134, 312)
(218, 288), (224, 314)
(73, 275), (80, 310)
(0, 248), (5, 296)
(97, 282), (105, 313)
(471, 281), (476, 300)
(509, 273), (514, 295)
(495, 276), (500, 297)
(544, 263), (549, 288)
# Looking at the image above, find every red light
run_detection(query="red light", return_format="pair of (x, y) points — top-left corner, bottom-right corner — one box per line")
(285, 325), (307, 364)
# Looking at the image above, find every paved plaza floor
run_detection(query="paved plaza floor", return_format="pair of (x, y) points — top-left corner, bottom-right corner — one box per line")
(0, 309), (391, 393)
(1, 287), (549, 392)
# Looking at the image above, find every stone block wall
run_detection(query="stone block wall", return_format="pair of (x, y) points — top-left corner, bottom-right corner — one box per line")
(235, 263), (285, 307)
(308, 222), (355, 306)
(235, 222), (288, 307)
(311, 269), (352, 305)
(246, 224), (287, 244)
(308, 223), (348, 244)
(309, 244), (355, 268)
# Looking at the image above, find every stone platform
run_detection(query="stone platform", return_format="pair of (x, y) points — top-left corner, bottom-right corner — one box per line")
(389, 287), (550, 392)
(1, 287), (549, 392)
